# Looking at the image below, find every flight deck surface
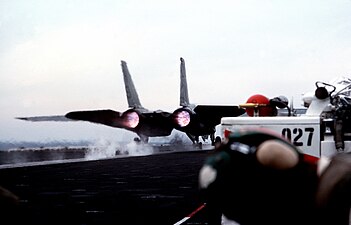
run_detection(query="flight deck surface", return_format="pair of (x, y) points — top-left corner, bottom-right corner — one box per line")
(0, 147), (212, 225)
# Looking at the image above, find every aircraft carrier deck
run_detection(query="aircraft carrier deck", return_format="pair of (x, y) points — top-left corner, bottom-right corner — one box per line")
(0, 145), (213, 225)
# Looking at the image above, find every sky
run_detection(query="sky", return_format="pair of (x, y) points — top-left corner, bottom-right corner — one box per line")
(1, 0), (351, 143)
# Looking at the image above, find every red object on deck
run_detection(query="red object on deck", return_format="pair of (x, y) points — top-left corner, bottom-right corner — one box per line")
(246, 94), (274, 117)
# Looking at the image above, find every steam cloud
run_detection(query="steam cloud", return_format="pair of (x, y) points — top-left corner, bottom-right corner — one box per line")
(85, 137), (154, 160)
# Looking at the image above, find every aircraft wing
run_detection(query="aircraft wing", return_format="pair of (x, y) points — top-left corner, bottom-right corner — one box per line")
(65, 109), (126, 128)
(16, 115), (72, 122)
(16, 110), (125, 128)
(194, 105), (246, 126)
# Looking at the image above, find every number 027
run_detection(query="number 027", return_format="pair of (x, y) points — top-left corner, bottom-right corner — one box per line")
(281, 127), (314, 146)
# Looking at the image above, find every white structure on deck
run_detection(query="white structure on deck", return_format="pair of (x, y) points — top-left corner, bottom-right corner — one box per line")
(221, 76), (351, 158)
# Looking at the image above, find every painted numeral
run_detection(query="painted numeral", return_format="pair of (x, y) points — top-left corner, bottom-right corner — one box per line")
(281, 127), (314, 147)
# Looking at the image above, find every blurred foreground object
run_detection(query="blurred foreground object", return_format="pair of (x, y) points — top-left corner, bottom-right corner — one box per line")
(199, 128), (350, 225)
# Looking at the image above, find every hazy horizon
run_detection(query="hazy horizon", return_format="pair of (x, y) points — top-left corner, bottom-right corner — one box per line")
(1, 1), (351, 142)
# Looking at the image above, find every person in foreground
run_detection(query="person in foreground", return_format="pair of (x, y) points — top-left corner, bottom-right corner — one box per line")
(198, 128), (351, 225)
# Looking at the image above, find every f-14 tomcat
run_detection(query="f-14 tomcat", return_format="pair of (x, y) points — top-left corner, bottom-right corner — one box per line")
(220, 76), (351, 158)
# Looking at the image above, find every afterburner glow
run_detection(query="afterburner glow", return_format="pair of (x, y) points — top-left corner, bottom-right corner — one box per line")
(174, 110), (190, 127)
(125, 111), (139, 128)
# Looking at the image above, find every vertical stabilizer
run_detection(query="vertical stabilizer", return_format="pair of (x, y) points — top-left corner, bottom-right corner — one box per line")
(121, 61), (143, 108)
(180, 57), (190, 107)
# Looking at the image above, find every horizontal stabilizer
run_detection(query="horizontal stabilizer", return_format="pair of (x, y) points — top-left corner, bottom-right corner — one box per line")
(194, 105), (246, 125)
(194, 105), (246, 117)
(16, 115), (71, 122)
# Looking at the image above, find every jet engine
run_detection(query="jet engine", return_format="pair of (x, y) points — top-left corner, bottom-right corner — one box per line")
(121, 109), (141, 128)
(172, 107), (193, 128)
